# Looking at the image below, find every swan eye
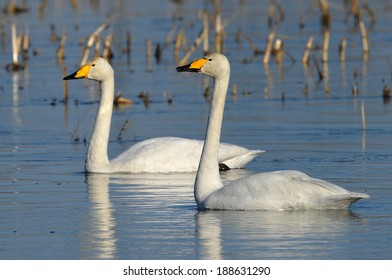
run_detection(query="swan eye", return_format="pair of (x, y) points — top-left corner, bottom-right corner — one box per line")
(92, 64), (95, 67)
(208, 58), (212, 61)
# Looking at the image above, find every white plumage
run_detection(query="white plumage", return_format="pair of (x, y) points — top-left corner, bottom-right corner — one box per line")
(64, 57), (263, 173)
(177, 53), (369, 210)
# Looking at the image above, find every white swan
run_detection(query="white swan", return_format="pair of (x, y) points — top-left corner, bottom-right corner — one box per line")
(63, 57), (263, 173)
(176, 53), (369, 210)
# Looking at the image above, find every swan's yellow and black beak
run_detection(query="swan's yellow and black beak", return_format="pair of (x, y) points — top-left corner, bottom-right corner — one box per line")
(63, 64), (91, 80)
(176, 57), (208, 73)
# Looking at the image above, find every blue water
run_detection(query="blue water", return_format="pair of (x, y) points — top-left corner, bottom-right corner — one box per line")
(0, 0), (391, 259)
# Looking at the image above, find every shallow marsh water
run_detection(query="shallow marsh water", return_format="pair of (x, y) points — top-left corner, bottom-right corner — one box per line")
(0, 0), (391, 259)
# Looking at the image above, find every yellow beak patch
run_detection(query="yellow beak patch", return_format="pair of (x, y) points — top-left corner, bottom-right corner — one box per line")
(189, 58), (208, 70)
(75, 64), (91, 78)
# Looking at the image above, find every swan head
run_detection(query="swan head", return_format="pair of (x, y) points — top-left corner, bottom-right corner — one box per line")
(63, 57), (114, 82)
(176, 52), (230, 79)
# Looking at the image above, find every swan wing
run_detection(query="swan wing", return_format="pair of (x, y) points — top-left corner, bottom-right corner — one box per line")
(110, 137), (263, 173)
(218, 142), (265, 169)
(202, 170), (368, 210)
(111, 137), (202, 172)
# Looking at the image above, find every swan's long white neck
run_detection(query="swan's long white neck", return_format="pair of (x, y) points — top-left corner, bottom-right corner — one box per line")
(195, 73), (229, 206)
(85, 79), (113, 172)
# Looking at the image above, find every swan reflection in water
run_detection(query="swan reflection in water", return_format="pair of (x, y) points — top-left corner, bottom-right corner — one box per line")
(81, 170), (250, 259)
(196, 209), (365, 259)
(82, 173), (117, 259)
(82, 170), (365, 259)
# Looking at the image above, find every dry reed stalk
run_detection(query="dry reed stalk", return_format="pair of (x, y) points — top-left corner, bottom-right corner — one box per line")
(80, 20), (110, 66)
(117, 118), (131, 141)
(201, 10), (209, 54)
(232, 83), (237, 96)
(273, 39), (284, 64)
(173, 30), (183, 64)
(146, 39), (152, 72)
(102, 32), (113, 60)
(322, 29), (330, 62)
(235, 28), (242, 45)
(16, 33), (23, 59)
(319, 0), (331, 29)
(382, 85), (391, 99)
(125, 30), (131, 55)
(363, 3), (377, 25)
(359, 20), (369, 55)
(56, 32), (67, 61)
(268, 1), (275, 28)
(114, 94), (132, 106)
(203, 76), (210, 101)
(351, 0), (360, 24)
(203, 86), (210, 102)
(157, 24), (177, 62)
(180, 29), (188, 51)
(3, 0), (28, 15)
(299, 16), (305, 30)
(285, 47), (296, 64)
(125, 30), (131, 65)
(352, 82), (359, 96)
(339, 38), (347, 62)
(303, 83), (309, 96)
(5, 21), (24, 71)
(179, 27), (204, 65)
(38, 0), (46, 19)
(63, 67), (69, 101)
(22, 29), (29, 60)
(143, 92), (150, 108)
(154, 44), (161, 63)
(72, 126), (79, 143)
(262, 31), (275, 64)
(11, 22), (19, 64)
(242, 33), (262, 55)
(268, 0), (285, 28)
(302, 36), (314, 64)
(215, 12), (224, 53)
(50, 24), (57, 43)
(95, 36), (102, 57)
(275, 1), (285, 24)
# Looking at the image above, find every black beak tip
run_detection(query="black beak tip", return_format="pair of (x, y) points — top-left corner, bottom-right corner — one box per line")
(63, 73), (75, 81)
(176, 65), (199, 73)
(176, 65), (187, 72)
(63, 70), (83, 81)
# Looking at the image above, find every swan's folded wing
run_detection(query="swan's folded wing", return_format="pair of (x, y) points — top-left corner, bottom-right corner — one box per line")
(110, 137), (202, 172)
(203, 171), (369, 210)
(321, 193), (369, 209)
(276, 170), (369, 208)
(217, 142), (265, 169)
(111, 137), (263, 172)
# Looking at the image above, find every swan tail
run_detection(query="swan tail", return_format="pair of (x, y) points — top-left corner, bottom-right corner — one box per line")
(220, 150), (265, 169)
(324, 192), (369, 209)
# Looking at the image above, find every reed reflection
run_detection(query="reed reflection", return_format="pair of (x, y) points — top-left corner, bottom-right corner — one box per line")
(11, 70), (22, 125)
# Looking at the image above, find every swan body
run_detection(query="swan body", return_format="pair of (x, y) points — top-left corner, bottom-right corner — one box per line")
(176, 53), (369, 210)
(109, 136), (262, 173)
(63, 57), (263, 173)
(201, 170), (368, 210)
